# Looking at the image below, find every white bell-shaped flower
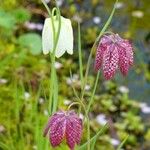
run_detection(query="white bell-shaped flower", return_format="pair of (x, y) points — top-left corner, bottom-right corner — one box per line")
(42, 16), (73, 58)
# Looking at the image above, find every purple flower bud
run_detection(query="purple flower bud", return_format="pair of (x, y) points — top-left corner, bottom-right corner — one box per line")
(43, 110), (82, 150)
(94, 33), (134, 80)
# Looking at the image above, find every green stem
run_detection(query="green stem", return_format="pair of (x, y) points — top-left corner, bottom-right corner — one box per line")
(81, 1), (118, 149)
(86, 71), (100, 113)
(81, 0), (118, 100)
(42, 0), (62, 115)
(87, 117), (90, 150)
(78, 22), (84, 89)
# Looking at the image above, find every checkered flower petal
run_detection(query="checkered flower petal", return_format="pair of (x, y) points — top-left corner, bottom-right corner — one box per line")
(122, 40), (134, 66)
(94, 33), (134, 79)
(43, 111), (82, 150)
(118, 45), (130, 75)
(66, 113), (82, 150)
(103, 44), (119, 80)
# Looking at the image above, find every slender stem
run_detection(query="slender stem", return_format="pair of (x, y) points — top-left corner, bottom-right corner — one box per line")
(78, 22), (84, 89)
(41, 0), (56, 40)
(86, 71), (100, 113)
(42, 0), (62, 115)
(81, 0), (118, 101)
(80, 1), (118, 149)
(87, 117), (90, 150)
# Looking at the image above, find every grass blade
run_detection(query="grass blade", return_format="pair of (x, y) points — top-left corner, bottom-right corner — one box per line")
(78, 123), (108, 150)
(117, 135), (129, 150)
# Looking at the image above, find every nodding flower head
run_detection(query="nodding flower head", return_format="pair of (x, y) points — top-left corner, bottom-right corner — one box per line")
(94, 33), (133, 80)
(43, 110), (82, 150)
(42, 16), (73, 58)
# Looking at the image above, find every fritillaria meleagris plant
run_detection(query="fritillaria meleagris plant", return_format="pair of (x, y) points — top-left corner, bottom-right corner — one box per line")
(43, 111), (82, 150)
(94, 33), (133, 80)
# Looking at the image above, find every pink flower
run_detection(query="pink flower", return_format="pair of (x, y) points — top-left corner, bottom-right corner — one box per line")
(94, 33), (133, 80)
(43, 110), (82, 150)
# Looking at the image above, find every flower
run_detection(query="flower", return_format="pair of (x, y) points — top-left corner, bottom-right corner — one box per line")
(43, 110), (82, 150)
(42, 16), (73, 58)
(94, 33), (133, 80)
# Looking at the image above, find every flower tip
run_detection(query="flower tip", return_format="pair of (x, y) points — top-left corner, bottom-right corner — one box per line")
(42, 49), (49, 55)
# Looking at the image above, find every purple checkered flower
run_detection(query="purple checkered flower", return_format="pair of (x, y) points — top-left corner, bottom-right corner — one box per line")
(94, 33), (133, 80)
(43, 110), (82, 150)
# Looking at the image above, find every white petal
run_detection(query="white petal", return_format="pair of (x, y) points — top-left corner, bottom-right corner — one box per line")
(55, 17), (73, 58)
(42, 16), (73, 57)
(42, 18), (53, 55)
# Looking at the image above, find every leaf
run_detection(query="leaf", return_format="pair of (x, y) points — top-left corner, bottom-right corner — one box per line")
(12, 8), (31, 23)
(78, 124), (108, 150)
(0, 142), (9, 150)
(18, 33), (42, 55)
(0, 9), (16, 29)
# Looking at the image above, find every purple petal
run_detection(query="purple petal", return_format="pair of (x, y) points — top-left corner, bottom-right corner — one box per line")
(94, 35), (113, 71)
(66, 116), (82, 150)
(94, 43), (105, 71)
(123, 40), (134, 66)
(43, 111), (82, 150)
(118, 45), (129, 75)
(103, 44), (119, 80)
(50, 117), (66, 147)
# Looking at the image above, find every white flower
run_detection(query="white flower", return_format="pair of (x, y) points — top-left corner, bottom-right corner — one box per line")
(42, 16), (73, 58)
(96, 114), (107, 125)
(63, 99), (71, 105)
(115, 2), (124, 9)
(24, 92), (30, 100)
(93, 16), (101, 24)
(139, 103), (150, 114)
(118, 86), (129, 94)
(110, 138), (120, 146)
(0, 78), (8, 84)
(54, 61), (63, 69)
(132, 10), (144, 18)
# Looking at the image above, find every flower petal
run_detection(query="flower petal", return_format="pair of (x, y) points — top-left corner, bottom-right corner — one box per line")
(94, 43), (105, 71)
(49, 112), (66, 147)
(66, 115), (82, 150)
(103, 44), (119, 80)
(118, 45), (129, 75)
(55, 17), (73, 58)
(123, 40), (133, 66)
(42, 18), (53, 55)
(42, 16), (73, 58)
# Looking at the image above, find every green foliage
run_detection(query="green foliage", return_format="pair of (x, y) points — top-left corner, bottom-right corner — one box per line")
(0, 9), (16, 29)
(0, 0), (150, 150)
(12, 8), (31, 23)
(18, 33), (42, 55)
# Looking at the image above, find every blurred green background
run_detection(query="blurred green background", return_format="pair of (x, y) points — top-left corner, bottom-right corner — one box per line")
(0, 0), (150, 150)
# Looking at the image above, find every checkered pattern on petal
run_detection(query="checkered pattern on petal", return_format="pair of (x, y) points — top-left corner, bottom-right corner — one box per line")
(94, 43), (105, 71)
(43, 111), (82, 150)
(103, 44), (119, 80)
(118, 45), (129, 75)
(122, 40), (133, 66)
(66, 113), (82, 150)
(94, 36), (112, 71)
(48, 112), (66, 147)
(94, 33), (134, 80)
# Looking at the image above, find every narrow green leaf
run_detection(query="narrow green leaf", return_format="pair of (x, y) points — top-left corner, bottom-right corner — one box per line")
(78, 22), (84, 88)
(117, 135), (129, 150)
(78, 124), (108, 150)
(0, 142), (9, 150)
